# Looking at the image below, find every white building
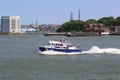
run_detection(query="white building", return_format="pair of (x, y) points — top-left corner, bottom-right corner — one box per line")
(1, 16), (20, 33)
(20, 28), (36, 32)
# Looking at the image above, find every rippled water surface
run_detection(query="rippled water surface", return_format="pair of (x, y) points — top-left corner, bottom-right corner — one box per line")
(0, 35), (120, 80)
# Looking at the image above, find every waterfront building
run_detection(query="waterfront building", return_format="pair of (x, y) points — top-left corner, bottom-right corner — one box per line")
(20, 27), (36, 32)
(0, 24), (1, 32)
(1, 16), (20, 33)
(83, 23), (110, 35)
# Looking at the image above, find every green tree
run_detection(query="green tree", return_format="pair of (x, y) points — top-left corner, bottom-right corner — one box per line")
(115, 17), (120, 26)
(57, 16), (120, 32)
(97, 16), (115, 26)
(86, 19), (97, 24)
(57, 20), (85, 32)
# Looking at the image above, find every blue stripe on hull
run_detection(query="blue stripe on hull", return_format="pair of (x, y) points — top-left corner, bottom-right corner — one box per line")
(39, 47), (82, 53)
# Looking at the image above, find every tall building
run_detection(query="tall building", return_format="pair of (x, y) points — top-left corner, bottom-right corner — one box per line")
(1, 16), (20, 33)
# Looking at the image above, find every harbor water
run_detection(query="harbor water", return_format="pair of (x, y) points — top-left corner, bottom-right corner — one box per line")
(0, 35), (120, 80)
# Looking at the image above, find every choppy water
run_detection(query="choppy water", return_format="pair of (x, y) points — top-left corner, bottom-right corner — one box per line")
(0, 35), (120, 80)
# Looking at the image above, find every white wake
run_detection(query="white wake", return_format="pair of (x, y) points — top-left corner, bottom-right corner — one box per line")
(83, 46), (120, 54)
(39, 50), (82, 55)
(38, 46), (120, 55)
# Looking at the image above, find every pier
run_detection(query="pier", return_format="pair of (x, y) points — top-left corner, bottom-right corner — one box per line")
(44, 32), (65, 36)
(43, 32), (100, 37)
(0, 32), (25, 35)
(65, 32), (99, 37)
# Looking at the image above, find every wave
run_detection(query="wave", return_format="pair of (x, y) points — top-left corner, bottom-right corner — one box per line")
(38, 46), (120, 55)
(39, 50), (82, 55)
(83, 46), (120, 54)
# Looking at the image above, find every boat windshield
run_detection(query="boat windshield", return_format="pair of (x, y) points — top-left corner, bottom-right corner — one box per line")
(49, 43), (63, 46)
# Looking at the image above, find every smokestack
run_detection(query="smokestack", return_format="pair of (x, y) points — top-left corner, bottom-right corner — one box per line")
(70, 12), (73, 21)
(78, 9), (80, 21)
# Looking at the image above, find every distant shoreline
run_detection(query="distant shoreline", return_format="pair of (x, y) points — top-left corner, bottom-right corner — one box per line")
(0, 32), (120, 36)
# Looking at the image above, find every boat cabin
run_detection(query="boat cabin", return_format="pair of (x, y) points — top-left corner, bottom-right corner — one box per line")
(47, 39), (79, 49)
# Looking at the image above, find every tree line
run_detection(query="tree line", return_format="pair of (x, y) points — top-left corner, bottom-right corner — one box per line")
(57, 16), (120, 32)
